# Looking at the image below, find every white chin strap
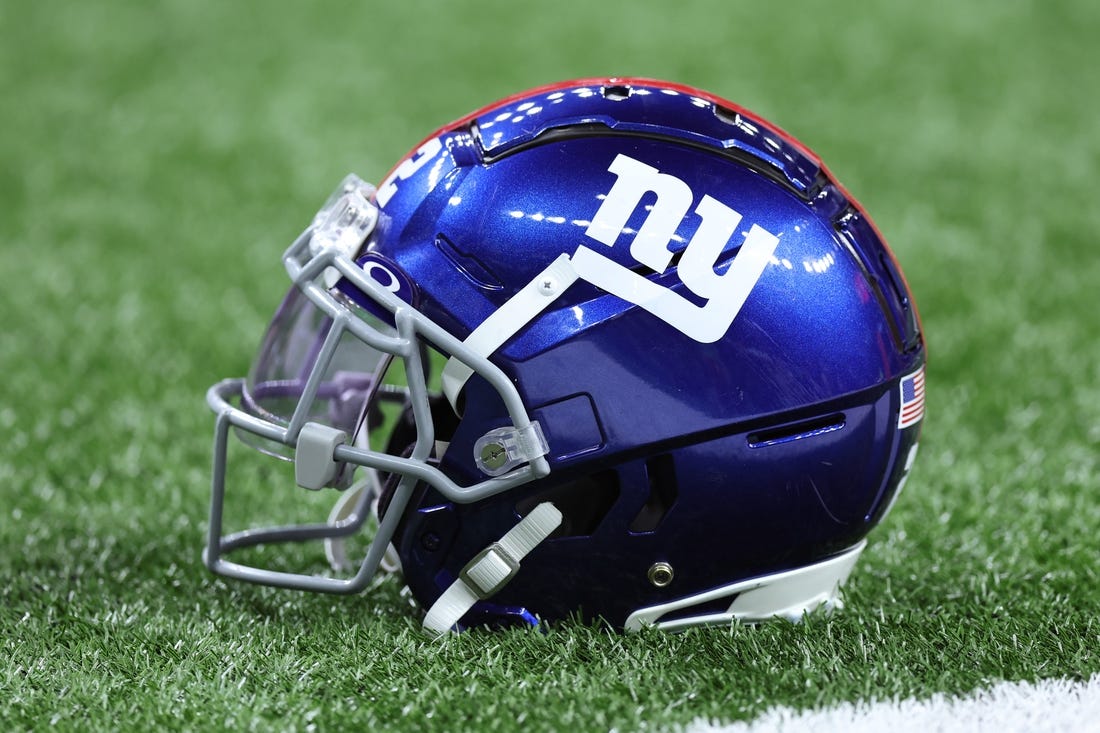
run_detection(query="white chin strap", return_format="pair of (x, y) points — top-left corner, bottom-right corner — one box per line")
(423, 502), (562, 635)
(441, 254), (579, 410)
(325, 477), (402, 575)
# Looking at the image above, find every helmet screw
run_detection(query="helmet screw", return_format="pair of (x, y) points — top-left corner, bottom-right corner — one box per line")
(537, 276), (558, 296)
(647, 561), (674, 588)
(479, 440), (509, 472)
(421, 532), (441, 552)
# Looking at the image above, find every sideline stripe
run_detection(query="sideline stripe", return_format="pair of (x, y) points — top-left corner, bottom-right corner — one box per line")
(682, 675), (1100, 733)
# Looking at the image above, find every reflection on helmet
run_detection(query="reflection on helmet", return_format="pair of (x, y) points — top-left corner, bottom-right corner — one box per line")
(203, 78), (925, 634)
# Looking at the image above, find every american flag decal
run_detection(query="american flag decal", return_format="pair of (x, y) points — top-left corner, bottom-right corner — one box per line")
(898, 366), (926, 429)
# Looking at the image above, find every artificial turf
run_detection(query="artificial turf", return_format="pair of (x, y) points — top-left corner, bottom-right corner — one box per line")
(2, 0), (1098, 730)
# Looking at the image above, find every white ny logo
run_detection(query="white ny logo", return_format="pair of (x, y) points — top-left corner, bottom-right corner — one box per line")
(573, 154), (779, 343)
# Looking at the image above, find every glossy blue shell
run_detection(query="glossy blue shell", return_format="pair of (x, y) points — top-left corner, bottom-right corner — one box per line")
(364, 79), (924, 628)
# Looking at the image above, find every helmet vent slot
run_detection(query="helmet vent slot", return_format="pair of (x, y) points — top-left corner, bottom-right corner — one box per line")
(434, 233), (504, 291)
(629, 454), (679, 534)
(516, 471), (619, 538)
(713, 105), (740, 127)
(748, 413), (845, 448)
(601, 84), (632, 101)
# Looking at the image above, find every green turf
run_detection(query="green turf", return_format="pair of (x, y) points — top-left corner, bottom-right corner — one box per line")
(2, 0), (1098, 730)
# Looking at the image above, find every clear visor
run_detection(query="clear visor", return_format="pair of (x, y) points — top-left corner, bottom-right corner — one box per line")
(204, 172), (552, 607)
(240, 287), (396, 459)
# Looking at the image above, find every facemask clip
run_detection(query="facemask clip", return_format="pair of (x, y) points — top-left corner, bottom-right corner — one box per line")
(473, 421), (549, 477)
(295, 421), (349, 490)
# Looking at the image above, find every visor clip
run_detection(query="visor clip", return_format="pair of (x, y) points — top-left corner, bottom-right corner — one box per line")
(295, 422), (348, 490)
(473, 421), (549, 477)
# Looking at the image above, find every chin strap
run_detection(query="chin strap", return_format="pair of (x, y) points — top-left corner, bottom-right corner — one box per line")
(423, 502), (562, 635)
(325, 477), (402, 575)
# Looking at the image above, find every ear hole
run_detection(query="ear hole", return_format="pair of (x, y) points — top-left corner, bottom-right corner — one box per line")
(516, 471), (619, 538)
(629, 454), (678, 533)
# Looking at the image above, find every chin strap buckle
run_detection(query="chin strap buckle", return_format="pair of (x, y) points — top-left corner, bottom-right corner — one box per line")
(422, 502), (562, 635)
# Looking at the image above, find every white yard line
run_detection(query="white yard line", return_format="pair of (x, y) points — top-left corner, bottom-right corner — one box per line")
(683, 675), (1100, 733)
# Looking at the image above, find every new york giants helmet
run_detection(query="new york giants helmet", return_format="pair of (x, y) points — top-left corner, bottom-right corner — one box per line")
(204, 78), (925, 633)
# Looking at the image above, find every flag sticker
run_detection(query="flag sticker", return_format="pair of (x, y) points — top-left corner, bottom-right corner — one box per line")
(898, 366), (925, 429)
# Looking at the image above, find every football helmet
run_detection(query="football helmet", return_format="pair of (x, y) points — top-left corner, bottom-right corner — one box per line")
(204, 78), (925, 633)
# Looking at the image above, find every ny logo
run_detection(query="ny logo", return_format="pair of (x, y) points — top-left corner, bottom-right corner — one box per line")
(572, 154), (779, 343)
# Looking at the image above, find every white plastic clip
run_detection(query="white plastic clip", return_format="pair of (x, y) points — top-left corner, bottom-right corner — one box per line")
(309, 174), (379, 287)
(310, 174), (379, 258)
(473, 421), (549, 477)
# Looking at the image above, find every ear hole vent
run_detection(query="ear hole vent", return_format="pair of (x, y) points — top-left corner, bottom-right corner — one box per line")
(747, 413), (845, 448)
(515, 471), (619, 539)
(629, 454), (679, 534)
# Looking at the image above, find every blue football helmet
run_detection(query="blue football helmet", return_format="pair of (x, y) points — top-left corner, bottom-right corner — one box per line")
(205, 78), (925, 633)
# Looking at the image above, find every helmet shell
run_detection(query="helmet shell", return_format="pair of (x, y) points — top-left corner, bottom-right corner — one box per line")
(365, 78), (923, 628)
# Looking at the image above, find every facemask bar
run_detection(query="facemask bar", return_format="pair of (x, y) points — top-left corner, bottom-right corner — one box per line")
(205, 175), (551, 596)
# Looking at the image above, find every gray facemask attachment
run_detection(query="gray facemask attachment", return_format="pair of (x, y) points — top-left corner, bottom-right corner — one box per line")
(203, 175), (550, 597)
